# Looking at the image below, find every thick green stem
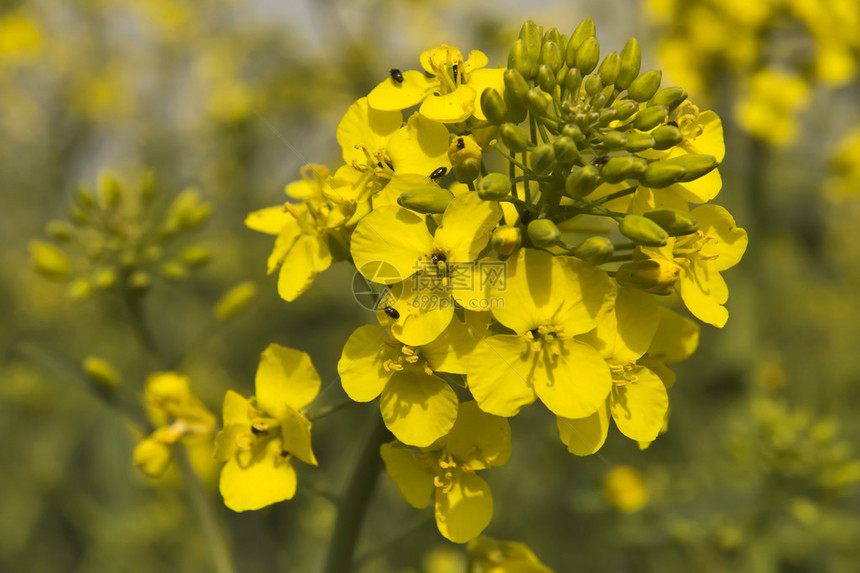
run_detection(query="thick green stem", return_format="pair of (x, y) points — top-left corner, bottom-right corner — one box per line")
(323, 414), (390, 573)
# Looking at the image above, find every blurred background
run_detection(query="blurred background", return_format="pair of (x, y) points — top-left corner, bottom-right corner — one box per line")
(3, 0), (860, 571)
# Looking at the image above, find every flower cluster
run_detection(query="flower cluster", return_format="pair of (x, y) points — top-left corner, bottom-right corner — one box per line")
(238, 18), (747, 543)
(646, 0), (860, 144)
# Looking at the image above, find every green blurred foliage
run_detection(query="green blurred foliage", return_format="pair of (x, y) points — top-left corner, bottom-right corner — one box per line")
(3, 0), (860, 572)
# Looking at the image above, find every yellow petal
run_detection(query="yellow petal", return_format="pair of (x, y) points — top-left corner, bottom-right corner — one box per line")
(649, 307), (700, 363)
(387, 113), (452, 176)
(380, 371), (458, 447)
(338, 324), (389, 402)
(219, 440), (297, 512)
(467, 68), (505, 121)
(277, 234), (331, 301)
(255, 344), (321, 417)
(380, 441), (435, 508)
(555, 255), (617, 335)
(490, 249), (559, 334)
(367, 70), (435, 112)
(421, 316), (477, 375)
(693, 204), (748, 271)
(245, 205), (291, 235)
(532, 339), (612, 419)
(679, 260), (729, 327)
(682, 110), (725, 162)
(435, 466), (493, 543)
(557, 402), (610, 456)
(613, 287), (660, 362)
(350, 206), (433, 285)
(279, 405), (317, 466)
(610, 367), (669, 443)
(465, 335), (536, 417)
(336, 97), (402, 166)
(377, 278), (455, 347)
(434, 192), (502, 263)
(445, 401), (511, 470)
(419, 86), (477, 123)
(266, 216), (302, 274)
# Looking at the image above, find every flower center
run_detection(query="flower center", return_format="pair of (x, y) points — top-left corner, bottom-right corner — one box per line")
(672, 230), (720, 267)
(525, 325), (570, 355)
(609, 361), (639, 386)
(676, 101), (705, 142)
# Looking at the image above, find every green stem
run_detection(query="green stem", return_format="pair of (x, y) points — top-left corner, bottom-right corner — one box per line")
(309, 399), (358, 422)
(176, 448), (236, 573)
(352, 511), (433, 570)
(596, 185), (638, 204)
(323, 413), (390, 573)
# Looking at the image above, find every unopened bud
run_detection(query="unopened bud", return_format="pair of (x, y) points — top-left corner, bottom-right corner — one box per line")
(648, 87), (687, 111)
(598, 52), (621, 86)
(583, 74), (603, 96)
(161, 260), (188, 281)
(643, 209), (699, 236)
(98, 171), (122, 209)
(601, 156), (648, 183)
(540, 41), (563, 72)
(491, 225), (522, 255)
(627, 70), (662, 103)
(67, 278), (92, 300)
(453, 158), (482, 184)
(527, 219), (562, 248)
(529, 144), (556, 175)
(182, 246), (212, 266)
(616, 259), (680, 294)
(93, 268), (117, 290)
(566, 17), (596, 66)
(500, 123), (530, 152)
(564, 67), (583, 97)
(601, 131), (627, 150)
(651, 125), (683, 150)
(575, 37), (600, 75)
(619, 214), (669, 246)
(127, 270), (152, 292)
(46, 220), (75, 242)
(82, 356), (120, 389)
(553, 136), (581, 167)
(536, 64), (557, 93)
(573, 236), (614, 265)
(508, 39), (532, 78)
(565, 165), (601, 198)
(616, 38), (641, 89)
(527, 88), (549, 115)
(479, 173), (512, 200)
(671, 154), (719, 182)
(214, 281), (258, 320)
(641, 160), (687, 188)
(519, 20), (543, 77)
(29, 240), (70, 280)
(625, 132), (655, 152)
(633, 105), (668, 131)
(134, 437), (173, 478)
(614, 99), (639, 121)
(397, 187), (454, 214)
(481, 88), (507, 126)
(561, 123), (585, 146)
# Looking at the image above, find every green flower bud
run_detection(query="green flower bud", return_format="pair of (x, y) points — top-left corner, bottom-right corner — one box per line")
(82, 356), (120, 389)
(536, 64), (557, 93)
(566, 17), (596, 66)
(633, 105), (668, 131)
(627, 70), (662, 103)
(643, 208), (699, 236)
(504, 68), (530, 104)
(651, 125), (684, 150)
(565, 164), (601, 198)
(601, 155), (647, 183)
(46, 220), (75, 242)
(29, 240), (70, 280)
(590, 92), (607, 111)
(614, 99), (639, 121)
(583, 74), (603, 96)
(133, 437), (173, 478)
(454, 158), (482, 184)
(500, 123), (530, 152)
(527, 219), (562, 248)
(529, 143), (556, 175)
(573, 236), (614, 265)
(564, 67), (583, 97)
(641, 160), (687, 188)
(674, 154), (719, 182)
(98, 171), (122, 209)
(625, 132), (655, 152)
(598, 108), (618, 125)
(162, 260), (188, 281)
(164, 188), (212, 235)
(598, 51), (621, 86)
(575, 36), (600, 75)
(182, 246), (212, 266)
(601, 131), (627, 150)
(68, 278), (92, 300)
(128, 270), (151, 292)
(527, 88), (549, 115)
(616, 259), (680, 294)
(540, 41), (563, 72)
(648, 87), (687, 111)
(508, 39), (532, 79)
(481, 88), (507, 126)
(397, 186), (455, 214)
(544, 27), (564, 46)
(616, 38), (641, 89)
(75, 185), (96, 209)
(561, 123), (584, 143)
(619, 214), (669, 246)
(93, 268), (117, 290)
(214, 281), (258, 321)
(553, 136), (581, 167)
(479, 173), (513, 200)
(491, 225), (522, 256)
(519, 20), (543, 77)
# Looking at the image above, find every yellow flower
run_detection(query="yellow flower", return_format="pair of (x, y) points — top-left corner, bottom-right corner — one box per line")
(467, 536), (554, 573)
(213, 344), (320, 512)
(640, 205), (747, 327)
(736, 68), (810, 144)
(464, 248), (615, 419)
(380, 401), (510, 543)
(367, 45), (505, 123)
(603, 466), (649, 513)
(350, 192), (501, 345)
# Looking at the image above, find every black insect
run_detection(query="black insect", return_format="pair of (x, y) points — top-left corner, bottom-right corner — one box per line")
(383, 306), (400, 320)
(667, 120), (679, 127)
(592, 155), (610, 167)
(389, 68), (404, 83)
(456, 137), (465, 150)
(251, 425), (266, 436)
(432, 253), (447, 264)
(452, 64), (459, 84)
(430, 167), (448, 180)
